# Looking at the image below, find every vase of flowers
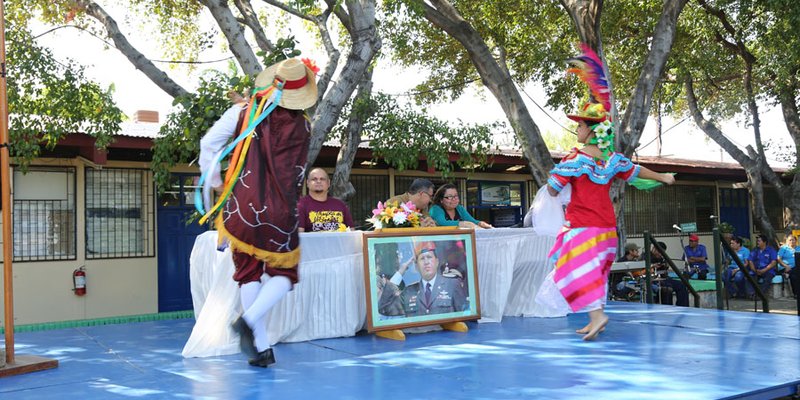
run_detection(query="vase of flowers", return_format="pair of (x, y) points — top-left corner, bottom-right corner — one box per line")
(366, 201), (422, 230)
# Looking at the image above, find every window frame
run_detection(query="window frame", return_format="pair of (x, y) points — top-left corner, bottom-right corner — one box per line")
(84, 167), (155, 259)
(10, 166), (77, 262)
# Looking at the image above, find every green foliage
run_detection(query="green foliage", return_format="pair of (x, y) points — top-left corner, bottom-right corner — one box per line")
(127, 0), (205, 68)
(764, 138), (797, 174)
(258, 36), (302, 68)
(5, 20), (124, 170)
(719, 221), (735, 234)
(338, 93), (501, 177)
(151, 70), (252, 193)
(26, 0), (208, 75)
(382, 0), (584, 111)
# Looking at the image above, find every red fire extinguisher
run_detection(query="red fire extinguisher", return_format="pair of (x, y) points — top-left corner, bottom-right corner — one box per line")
(73, 266), (86, 296)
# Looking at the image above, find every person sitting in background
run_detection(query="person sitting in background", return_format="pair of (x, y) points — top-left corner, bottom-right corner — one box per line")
(297, 168), (353, 232)
(746, 234), (777, 299)
(725, 236), (750, 299)
(649, 242), (689, 307)
(776, 235), (796, 292)
(682, 234), (710, 280)
(429, 183), (492, 229)
(612, 242), (641, 301)
(385, 178), (436, 227)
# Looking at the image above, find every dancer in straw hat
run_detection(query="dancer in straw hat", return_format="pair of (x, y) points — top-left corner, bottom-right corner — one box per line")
(538, 44), (675, 340)
(197, 57), (318, 367)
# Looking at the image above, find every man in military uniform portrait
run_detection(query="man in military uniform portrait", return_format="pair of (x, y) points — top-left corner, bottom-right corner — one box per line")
(401, 241), (468, 316)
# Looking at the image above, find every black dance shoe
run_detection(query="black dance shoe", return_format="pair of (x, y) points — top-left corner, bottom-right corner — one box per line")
(231, 316), (257, 358)
(248, 348), (276, 368)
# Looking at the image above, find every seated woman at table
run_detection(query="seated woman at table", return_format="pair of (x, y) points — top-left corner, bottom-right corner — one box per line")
(429, 184), (492, 229)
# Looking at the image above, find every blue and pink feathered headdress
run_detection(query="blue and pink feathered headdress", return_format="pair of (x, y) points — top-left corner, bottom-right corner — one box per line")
(566, 43), (611, 123)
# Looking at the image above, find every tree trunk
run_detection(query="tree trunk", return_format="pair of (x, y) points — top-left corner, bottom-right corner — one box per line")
(685, 75), (779, 241)
(615, 0), (688, 155)
(561, 0), (687, 246)
(562, 0), (688, 154)
(330, 69), (374, 200)
(778, 83), (800, 228)
(306, 0), (381, 169)
(415, 0), (554, 185)
(747, 168), (778, 246)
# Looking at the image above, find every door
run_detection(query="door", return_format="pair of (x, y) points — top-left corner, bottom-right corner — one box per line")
(719, 188), (750, 239)
(157, 174), (208, 312)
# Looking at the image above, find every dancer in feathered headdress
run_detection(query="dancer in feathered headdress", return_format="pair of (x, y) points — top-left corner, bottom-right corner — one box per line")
(534, 43), (676, 340)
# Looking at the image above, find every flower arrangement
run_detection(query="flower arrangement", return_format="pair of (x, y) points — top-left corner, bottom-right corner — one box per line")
(366, 201), (422, 229)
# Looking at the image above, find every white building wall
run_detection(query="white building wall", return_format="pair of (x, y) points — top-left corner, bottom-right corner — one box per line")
(0, 158), (158, 325)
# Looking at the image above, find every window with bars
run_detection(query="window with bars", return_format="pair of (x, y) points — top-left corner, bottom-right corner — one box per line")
(347, 174), (389, 229)
(623, 184), (717, 235)
(12, 167), (76, 261)
(85, 168), (155, 258)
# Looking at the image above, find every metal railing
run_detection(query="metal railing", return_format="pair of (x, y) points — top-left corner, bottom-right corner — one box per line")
(642, 231), (701, 307)
(712, 228), (769, 313)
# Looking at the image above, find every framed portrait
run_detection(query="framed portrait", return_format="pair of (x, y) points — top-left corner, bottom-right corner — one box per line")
(362, 228), (481, 332)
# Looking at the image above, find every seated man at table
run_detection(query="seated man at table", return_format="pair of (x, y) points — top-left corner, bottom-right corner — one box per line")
(682, 234), (710, 280)
(400, 241), (467, 316)
(385, 178), (436, 227)
(297, 168), (354, 232)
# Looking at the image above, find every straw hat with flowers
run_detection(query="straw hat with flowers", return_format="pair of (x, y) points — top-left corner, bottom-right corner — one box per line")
(255, 58), (319, 110)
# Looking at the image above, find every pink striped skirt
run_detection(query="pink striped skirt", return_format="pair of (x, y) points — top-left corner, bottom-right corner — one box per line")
(547, 226), (618, 312)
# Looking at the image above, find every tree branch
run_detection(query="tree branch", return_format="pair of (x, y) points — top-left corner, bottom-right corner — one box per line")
(330, 69), (374, 200)
(314, 1), (339, 99)
(617, 0), (689, 155)
(233, 0), (276, 53)
(305, 0), (382, 169)
(684, 74), (754, 168)
(73, 0), (189, 98)
(410, 0), (553, 185)
(685, 74), (784, 190)
(200, 0), (261, 76)
(261, 0), (315, 21)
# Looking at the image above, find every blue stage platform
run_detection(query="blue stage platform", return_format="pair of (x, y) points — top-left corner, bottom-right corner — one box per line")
(2, 302), (798, 399)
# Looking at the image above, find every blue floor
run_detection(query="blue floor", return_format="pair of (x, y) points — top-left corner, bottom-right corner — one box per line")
(2, 302), (799, 399)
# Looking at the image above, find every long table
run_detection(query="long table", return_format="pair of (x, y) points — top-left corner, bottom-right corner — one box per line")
(182, 228), (555, 358)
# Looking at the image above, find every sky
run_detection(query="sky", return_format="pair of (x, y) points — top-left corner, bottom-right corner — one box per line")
(30, 9), (793, 168)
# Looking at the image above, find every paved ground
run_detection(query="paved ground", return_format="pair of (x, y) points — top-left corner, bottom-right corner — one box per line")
(727, 295), (799, 315)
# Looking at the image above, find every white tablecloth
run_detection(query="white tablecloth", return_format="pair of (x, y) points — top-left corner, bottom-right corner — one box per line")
(182, 228), (554, 357)
(474, 228), (556, 322)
